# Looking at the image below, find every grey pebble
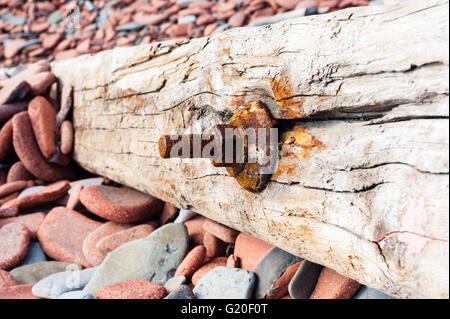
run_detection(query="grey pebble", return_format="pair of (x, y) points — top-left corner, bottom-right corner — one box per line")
(164, 275), (186, 293)
(115, 23), (144, 32)
(18, 39), (42, 50)
(193, 266), (255, 299)
(253, 247), (302, 299)
(10, 261), (80, 285)
(165, 284), (196, 299)
(178, 15), (197, 24)
(32, 266), (98, 299)
(353, 286), (395, 299)
(174, 209), (197, 223)
(83, 223), (188, 298)
(47, 11), (63, 26)
(58, 290), (94, 299)
(288, 260), (323, 299)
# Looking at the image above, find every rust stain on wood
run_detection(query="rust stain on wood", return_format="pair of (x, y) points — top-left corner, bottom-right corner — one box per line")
(269, 77), (305, 119)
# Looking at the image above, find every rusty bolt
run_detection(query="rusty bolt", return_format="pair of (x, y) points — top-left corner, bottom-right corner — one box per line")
(158, 124), (247, 168)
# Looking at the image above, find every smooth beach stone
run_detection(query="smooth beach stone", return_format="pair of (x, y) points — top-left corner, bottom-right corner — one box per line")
(32, 266), (98, 299)
(10, 261), (80, 285)
(309, 267), (361, 299)
(0, 283), (39, 299)
(97, 280), (167, 299)
(83, 223), (188, 298)
(18, 186), (46, 197)
(253, 247), (302, 299)
(191, 257), (227, 285)
(175, 245), (206, 279)
(174, 209), (197, 223)
(353, 286), (395, 299)
(68, 178), (104, 194)
(165, 284), (196, 299)
(202, 219), (239, 243)
(0, 119), (13, 162)
(6, 161), (33, 182)
(58, 290), (94, 299)
(37, 207), (102, 267)
(20, 241), (47, 266)
(193, 266), (256, 299)
(288, 260), (323, 299)
(79, 185), (164, 223)
(0, 222), (30, 270)
(11, 112), (76, 182)
(164, 275), (186, 293)
(234, 232), (273, 271)
(0, 212), (46, 238)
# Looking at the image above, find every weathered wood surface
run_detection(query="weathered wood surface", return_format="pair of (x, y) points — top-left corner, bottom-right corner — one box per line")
(52, 0), (449, 299)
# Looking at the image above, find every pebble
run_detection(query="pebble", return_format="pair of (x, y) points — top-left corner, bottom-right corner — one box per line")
(27, 96), (57, 159)
(11, 112), (76, 182)
(20, 241), (47, 266)
(79, 185), (164, 223)
(353, 286), (394, 299)
(0, 119), (13, 161)
(96, 223), (156, 255)
(83, 223), (188, 297)
(159, 202), (179, 225)
(178, 15), (197, 24)
(0, 212), (46, 238)
(6, 161), (33, 182)
(253, 247), (303, 299)
(266, 260), (302, 299)
(275, 0), (300, 10)
(174, 209), (197, 223)
(2, 180), (71, 210)
(175, 245), (206, 279)
(18, 185), (45, 198)
(82, 221), (132, 266)
(37, 207), (101, 267)
(165, 284), (196, 299)
(40, 32), (63, 49)
(58, 290), (94, 299)
(309, 267), (361, 299)
(69, 178), (104, 194)
(0, 269), (17, 288)
(10, 261), (80, 285)
(3, 39), (27, 59)
(234, 232), (273, 271)
(228, 11), (246, 27)
(32, 266), (98, 299)
(60, 120), (74, 154)
(47, 10), (63, 25)
(0, 208), (19, 218)
(66, 184), (82, 211)
(0, 284), (38, 299)
(0, 102), (27, 125)
(27, 72), (57, 95)
(0, 222), (30, 270)
(202, 219), (239, 243)
(0, 180), (30, 199)
(191, 256), (227, 285)
(164, 275), (187, 293)
(184, 215), (206, 246)
(203, 232), (226, 258)
(193, 266), (256, 299)
(288, 260), (323, 299)
(226, 254), (239, 268)
(0, 80), (30, 105)
(97, 280), (167, 299)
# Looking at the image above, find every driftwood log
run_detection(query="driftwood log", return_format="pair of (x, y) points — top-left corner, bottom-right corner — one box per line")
(52, 0), (449, 299)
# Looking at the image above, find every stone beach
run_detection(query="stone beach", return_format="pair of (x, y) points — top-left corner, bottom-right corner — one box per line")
(0, 0), (388, 300)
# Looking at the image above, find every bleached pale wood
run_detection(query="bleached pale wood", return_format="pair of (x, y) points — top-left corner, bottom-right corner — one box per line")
(52, 0), (449, 299)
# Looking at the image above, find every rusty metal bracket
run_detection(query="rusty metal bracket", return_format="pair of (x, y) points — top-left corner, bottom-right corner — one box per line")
(158, 100), (278, 192)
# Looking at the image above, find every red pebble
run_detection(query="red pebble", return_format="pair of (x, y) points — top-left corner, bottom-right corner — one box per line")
(0, 223), (30, 270)
(159, 202), (179, 225)
(2, 180), (70, 210)
(203, 232), (226, 258)
(0, 284), (38, 299)
(0, 208), (19, 219)
(266, 260), (303, 299)
(185, 215), (206, 246)
(175, 245), (206, 279)
(11, 112), (76, 182)
(0, 119), (13, 162)
(6, 161), (33, 182)
(37, 207), (101, 267)
(60, 120), (73, 155)
(0, 212), (46, 238)
(27, 96), (57, 159)
(0, 180), (30, 199)
(202, 219), (239, 243)
(0, 269), (17, 288)
(97, 280), (167, 299)
(79, 185), (164, 223)
(82, 222), (132, 266)
(226, 254), (239, 268)
(191, 257), (227, 285)
(234, 232), (273, 271)
(96, 223), (156, 254)
(310, 268), (361, 299)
